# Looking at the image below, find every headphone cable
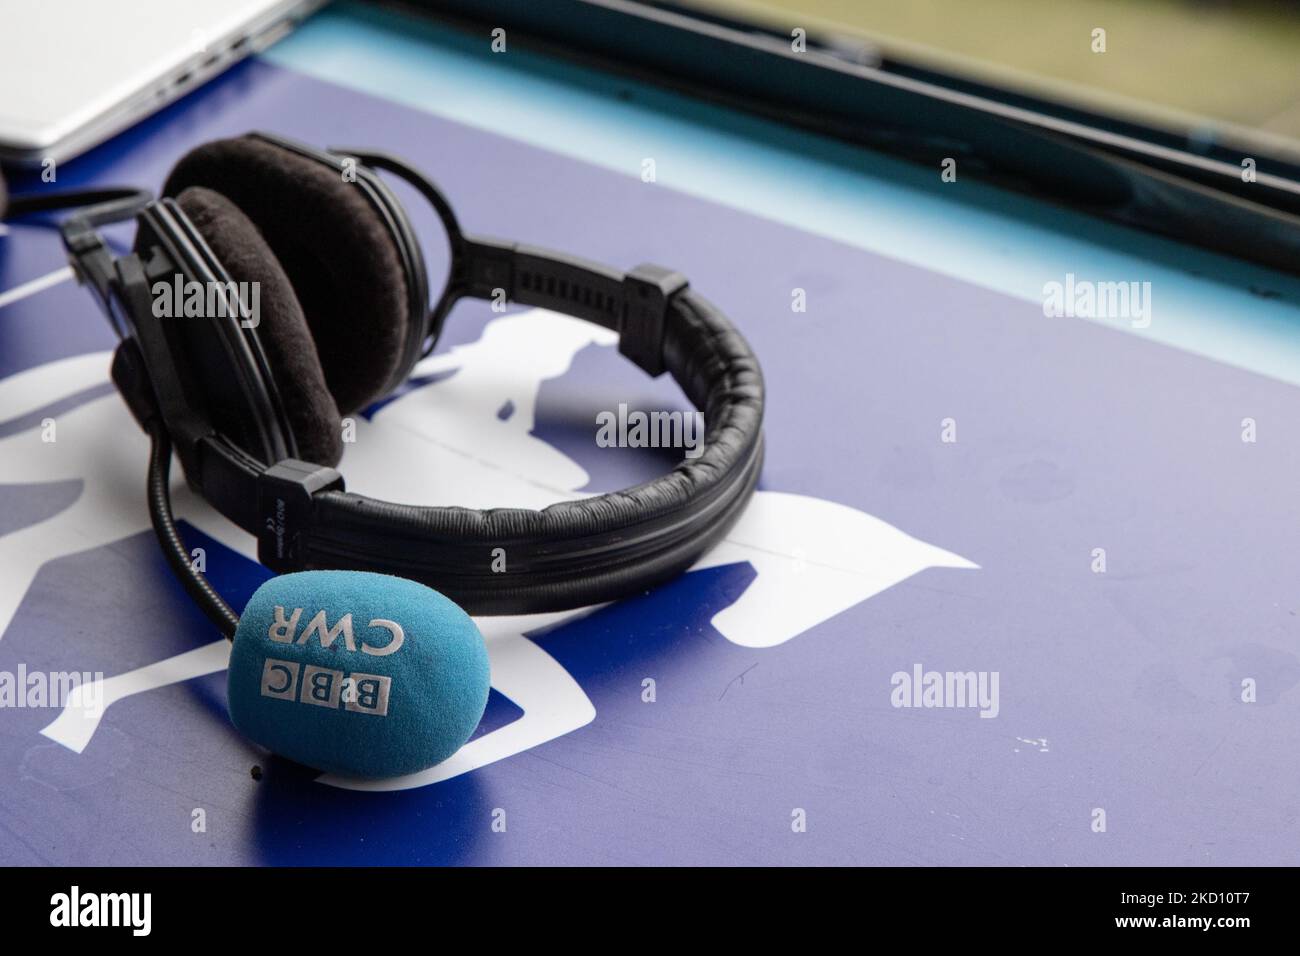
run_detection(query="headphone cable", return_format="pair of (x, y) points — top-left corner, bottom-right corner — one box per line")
(3, 186), (153, 224)
(146, 419), (239, 640)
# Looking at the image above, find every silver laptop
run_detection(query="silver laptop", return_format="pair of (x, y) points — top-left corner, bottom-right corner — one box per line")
(0, 0), (325, 166)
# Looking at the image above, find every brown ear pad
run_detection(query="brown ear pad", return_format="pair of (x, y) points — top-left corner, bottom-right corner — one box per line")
(162, 135), (410, 415)
(176, 186), (344, 467)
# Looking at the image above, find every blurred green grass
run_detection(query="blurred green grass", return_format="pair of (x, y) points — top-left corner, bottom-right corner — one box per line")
(682, 0), (1300, 149)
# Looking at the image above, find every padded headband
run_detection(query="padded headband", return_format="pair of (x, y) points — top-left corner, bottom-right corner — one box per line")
(195, 273), (764, 614)
(302, 287), (764, 613)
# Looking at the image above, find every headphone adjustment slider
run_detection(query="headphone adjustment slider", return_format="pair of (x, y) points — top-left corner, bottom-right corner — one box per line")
(257, 460), (345, 573)
(620, 264), (688, 377)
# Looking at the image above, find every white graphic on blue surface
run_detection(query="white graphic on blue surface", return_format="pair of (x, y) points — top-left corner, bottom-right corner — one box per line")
(0, 309), (975, 790)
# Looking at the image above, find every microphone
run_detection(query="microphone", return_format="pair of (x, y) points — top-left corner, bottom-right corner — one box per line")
(144, 425), (488, 779)
(227, 570), (490, 778)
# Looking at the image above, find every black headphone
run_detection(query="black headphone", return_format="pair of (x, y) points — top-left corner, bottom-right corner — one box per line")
(8, 132), (765, 629)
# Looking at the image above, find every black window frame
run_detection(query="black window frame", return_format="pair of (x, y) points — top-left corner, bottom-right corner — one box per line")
(388, 0), (1300, 278)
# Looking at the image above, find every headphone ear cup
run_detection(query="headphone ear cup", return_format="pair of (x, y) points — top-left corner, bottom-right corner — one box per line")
(162, 135), (413, 414)
(175, 186), (344, 466)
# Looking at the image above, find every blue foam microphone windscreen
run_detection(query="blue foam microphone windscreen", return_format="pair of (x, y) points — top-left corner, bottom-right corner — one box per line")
(227, 570), (490, 778)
